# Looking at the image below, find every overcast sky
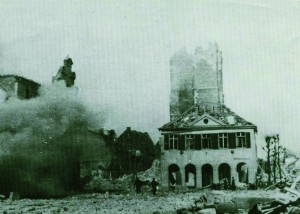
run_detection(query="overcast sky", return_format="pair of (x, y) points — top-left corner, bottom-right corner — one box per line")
(1, 0), (300, 153)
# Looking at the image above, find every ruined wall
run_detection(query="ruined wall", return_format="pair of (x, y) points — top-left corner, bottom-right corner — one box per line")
(170, 44), (223, 120)
(170, 48), (194, 120)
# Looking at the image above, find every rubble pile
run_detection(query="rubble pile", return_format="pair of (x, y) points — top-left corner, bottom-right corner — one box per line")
(283, 152), (300, 188)
(246, 152), (300, 213)
(85, 160), (160, 193)
(84, 174), (134, 193)
(0, 192), (205, 214)
(176, 190), (286, 214)
(136, 159), (161, 182)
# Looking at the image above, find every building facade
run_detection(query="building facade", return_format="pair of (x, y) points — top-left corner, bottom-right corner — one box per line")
(159, 45), (258, 189)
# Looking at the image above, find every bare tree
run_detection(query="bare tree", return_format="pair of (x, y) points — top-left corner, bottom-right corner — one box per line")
(264, 136), (272, 186)
(263, 134), (284, 186)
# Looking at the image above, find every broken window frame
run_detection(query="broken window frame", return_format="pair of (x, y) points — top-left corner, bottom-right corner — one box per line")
(201, 134), (212, 149)
(185, 134), (195, 150)
(169, 134), (179, 150)
(219, 133), (228, 148)
(236, 132), (246, 148)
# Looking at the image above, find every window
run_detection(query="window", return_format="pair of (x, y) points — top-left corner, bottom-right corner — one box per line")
(202, 134), (212, 149)
(169, 135), (179, 149)
(236, 132), (246, 148)
(185, 135), (195, 149)
(219, 133), (228, 148)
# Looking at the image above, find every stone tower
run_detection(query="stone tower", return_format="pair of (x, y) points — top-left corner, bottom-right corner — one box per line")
(52, 57), (76, 87)
(170, 44), (224, 121)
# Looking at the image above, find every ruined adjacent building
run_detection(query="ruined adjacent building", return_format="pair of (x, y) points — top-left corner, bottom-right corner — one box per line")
(60, 126), (116, 184)
(0, 75), (40, 102)
(159, 44), (258, 189)
(111, 127), (156, 178)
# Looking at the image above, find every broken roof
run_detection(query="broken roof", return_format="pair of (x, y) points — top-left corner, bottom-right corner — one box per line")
(0, 75), (40, 86)
(160, 104), (257, 131)
(116, 127), (153, 145)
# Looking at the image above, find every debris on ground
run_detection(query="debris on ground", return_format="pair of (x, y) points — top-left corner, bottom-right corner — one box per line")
(85, 160), (160, 193)
(136, 159), (161, 182)
(247, 155), (300, 214)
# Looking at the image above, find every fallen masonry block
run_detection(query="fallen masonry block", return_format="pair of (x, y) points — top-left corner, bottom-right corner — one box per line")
(176, 208), (192, 214)
(198, 208), (216, 214)
(203, 203), (216, 209)
(215, 202), (237, 214)
(231, 196), (275, 210)
(194, 194), (208, 207)
(248, 201), (288, 214)
(285, 187), (300, 198)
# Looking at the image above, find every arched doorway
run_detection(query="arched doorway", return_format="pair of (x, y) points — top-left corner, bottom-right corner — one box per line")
(202, 164), (213, 187)
(185, 164), (196, 188)
(237, 162), (248, 183)
(168, 164), (182, 187)
(219, 163), (231, 182)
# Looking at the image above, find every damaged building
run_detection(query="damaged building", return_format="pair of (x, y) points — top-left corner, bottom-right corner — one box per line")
(159, 44), (258, 189)
(111, 127), (156, 178)
(60, 126), (116, 185)
(0, 75), (40, 102)
(0, 58), (117, 189)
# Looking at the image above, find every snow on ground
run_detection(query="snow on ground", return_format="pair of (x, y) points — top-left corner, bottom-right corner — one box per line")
(0, 190), (286, 214)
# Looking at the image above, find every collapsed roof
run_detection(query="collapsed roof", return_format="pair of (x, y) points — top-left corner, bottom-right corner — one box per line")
(160, 104), (257, 131)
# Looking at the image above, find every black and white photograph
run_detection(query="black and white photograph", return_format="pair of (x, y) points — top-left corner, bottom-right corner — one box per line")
(1, 0), (300, 213)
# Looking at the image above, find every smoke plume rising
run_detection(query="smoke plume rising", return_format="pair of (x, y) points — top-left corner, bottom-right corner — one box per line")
(0, 82), (105, 198)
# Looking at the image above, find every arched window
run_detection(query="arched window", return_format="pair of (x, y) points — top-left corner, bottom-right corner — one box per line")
(168, 164), (181, 187)
(202, 164), (213, 187)
(237, 162), (248, 183)
(219, 163), (231, 183)
(185, 164), (196, 188)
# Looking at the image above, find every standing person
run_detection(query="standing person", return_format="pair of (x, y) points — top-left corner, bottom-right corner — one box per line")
(134, 176), (142, 194)
(231, 177), (236, 191)
(150, 178), (159, 196)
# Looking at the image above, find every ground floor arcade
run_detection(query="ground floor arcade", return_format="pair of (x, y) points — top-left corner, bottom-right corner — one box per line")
(166, 162), (250, 189)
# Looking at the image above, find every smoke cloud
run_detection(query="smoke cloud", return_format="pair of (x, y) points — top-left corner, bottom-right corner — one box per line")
(0, 82), (105, 198)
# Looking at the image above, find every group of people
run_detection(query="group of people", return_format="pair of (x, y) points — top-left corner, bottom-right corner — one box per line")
(134, 177), (159, 196)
